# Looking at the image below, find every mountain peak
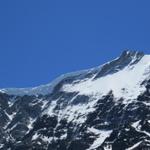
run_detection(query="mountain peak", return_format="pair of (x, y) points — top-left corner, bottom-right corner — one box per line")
(0, 50), (148, 96)
(63, 53), (150, 101)
(94, 50), (144, 79)
(1, 50), (150, 150)
(120, 50), (144, 59)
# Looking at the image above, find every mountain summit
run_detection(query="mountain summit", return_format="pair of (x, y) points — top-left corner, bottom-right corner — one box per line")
(0, 50), (147, 95)
(1, 50), (150, 150)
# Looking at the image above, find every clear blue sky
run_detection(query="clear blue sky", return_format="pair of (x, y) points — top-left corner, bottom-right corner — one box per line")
(0, 0), (150, 88)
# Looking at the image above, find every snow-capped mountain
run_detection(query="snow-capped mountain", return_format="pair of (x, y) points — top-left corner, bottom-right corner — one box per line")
(1, 50), (150, 150)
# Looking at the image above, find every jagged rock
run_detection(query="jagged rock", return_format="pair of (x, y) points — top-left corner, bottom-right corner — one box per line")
(0, 51), (150, 150)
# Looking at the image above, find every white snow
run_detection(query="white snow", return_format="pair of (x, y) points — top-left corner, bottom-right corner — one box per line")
(87, 128), (112, 150)
(132, 120), (150, 137)
(62, 55), (150, 102)
(60, 133), (67, 140)
(4, 111), (17, 130)
(41, 100), (48, 110)
(4, 110), (16, 121)
(32, 133), (55, 144)
(32, 133), (39, 141)
(44, 96), (98, 125)
(0, 65), (97, 96)
(0, 144), (4, 148)
(142, 101), (150, 106)
(28, 117), (35, 130)
(131, 120), (141, 129)
(44, 100), (57, 116)
(126, 141), (142, 150)
(9, 123), (18, 131)
(42, 136), (53, 143)
(1, 52), (150, 100)
(0, 89), (5, 93)
(88, 127), (102, 135)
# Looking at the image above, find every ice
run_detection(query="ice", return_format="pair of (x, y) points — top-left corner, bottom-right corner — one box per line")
(87, 128), (112, 150)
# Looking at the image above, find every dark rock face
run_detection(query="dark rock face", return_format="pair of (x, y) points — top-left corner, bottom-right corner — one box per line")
(2, 86), (150, 150)
(0, 51), (150, 150)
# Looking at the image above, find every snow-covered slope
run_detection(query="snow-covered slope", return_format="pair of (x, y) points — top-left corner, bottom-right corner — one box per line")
(1, 50), (150, 150)
(0, 50), (147, 98)
(62, 54), (150, 101)
(0, 64), (100, 96)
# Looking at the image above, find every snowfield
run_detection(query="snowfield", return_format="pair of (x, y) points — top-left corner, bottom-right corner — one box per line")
(62, 55), (150, 101)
